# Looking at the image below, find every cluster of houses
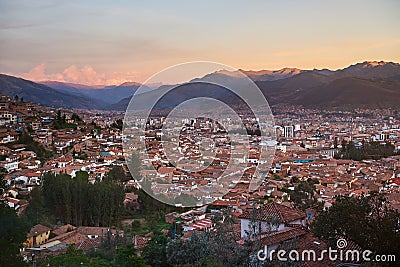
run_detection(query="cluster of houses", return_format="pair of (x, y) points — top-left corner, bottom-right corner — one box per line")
(0, 94), (399, 265)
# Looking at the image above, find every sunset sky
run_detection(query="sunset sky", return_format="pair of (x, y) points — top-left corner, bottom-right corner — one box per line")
(1, 0), (399, 85)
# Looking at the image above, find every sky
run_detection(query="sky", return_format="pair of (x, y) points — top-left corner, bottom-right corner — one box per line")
(0, 0), (399, 85)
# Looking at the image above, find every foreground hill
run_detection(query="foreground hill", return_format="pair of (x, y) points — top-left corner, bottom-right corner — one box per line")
(0, 74), (103, 109)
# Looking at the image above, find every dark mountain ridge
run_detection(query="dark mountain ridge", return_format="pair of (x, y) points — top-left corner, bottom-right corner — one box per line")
(110, 61), (400, 111)
(0, 74), (103, 109)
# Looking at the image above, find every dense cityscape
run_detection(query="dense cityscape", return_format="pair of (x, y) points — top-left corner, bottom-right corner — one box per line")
(1, 91), (399, 266)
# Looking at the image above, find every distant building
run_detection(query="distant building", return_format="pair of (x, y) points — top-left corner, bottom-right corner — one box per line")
(283, 125), (294, 138)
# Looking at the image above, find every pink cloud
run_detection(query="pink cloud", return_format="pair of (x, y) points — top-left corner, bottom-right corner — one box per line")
(17, 63), (141, 85)
(63, 65), (106, 85)
(22, 63), (64, 81)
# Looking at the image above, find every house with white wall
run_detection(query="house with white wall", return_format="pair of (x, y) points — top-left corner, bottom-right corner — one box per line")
(239, 202), (307, 254)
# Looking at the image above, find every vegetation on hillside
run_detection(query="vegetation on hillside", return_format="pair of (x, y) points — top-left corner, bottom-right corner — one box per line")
(335, 140), (397, 161)
(51, 110), (79, 129)
(24, 170), (125, 227)
(312, 192), (400, 260)
(0, 174), (30, 267)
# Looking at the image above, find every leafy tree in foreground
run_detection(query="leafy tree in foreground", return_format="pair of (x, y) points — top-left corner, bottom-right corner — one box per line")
(22, 187), (54, 226)
(41, 244), (149, 267)
(312, 192), (400, 259)
(142, 233), (170, 267)
(115, 244), (150, 267)
(167, 212), (249, 267)
(40, 245), (110, 267)
(0, 203), (29, 267)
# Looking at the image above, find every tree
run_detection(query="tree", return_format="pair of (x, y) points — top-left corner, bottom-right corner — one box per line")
(335, 140), (396, 161)
(41, 244), (149, 267)
(0, 174), (29, 266)
(289, 180), (320, 210)
(312, 192), (400, 259)
(333, 137), (338, 148)
(17, 132), (53, 161)
(0, 204), (29, 267)
(114, 244), (149, 267)
(41, 245), (110, 267)
(105, 165), (128, 184)
(111, 119), (123, 130)
(71, 113), (82, 122)
(52, 110), (77, 130)
(142, 233), (170, 267)
(167, 217), (250, 267)
(42, 172), (124, 226)
(22, 187), (54, 226)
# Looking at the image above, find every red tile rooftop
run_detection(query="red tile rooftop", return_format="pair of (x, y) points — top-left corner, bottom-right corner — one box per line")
(212, 199), (236, 206)
(239, 202), (305, 223)
(188, 218), (213, 230)
(260, 227), (307, 246)
(28, 224), (50, 237)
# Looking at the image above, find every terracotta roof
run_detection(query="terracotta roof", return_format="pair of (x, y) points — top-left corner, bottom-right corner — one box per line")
(6, 197), (20, 205)
(134, 235), (150, 251)
(239, 202), (305, 223)
(261, 227), (307, 246)
(212, 199), (236, 206)
(52, 224), (76, 236)
(77, 226), (119, 236)
(391, 178), (400, 186)
(74, 237), (101, 252)
(158, 166), (175, 174)
(28, 224), (50, 237)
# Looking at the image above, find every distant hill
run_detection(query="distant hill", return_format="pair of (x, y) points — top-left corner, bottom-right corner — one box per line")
(0, 74), (103, 109)
(294, 77), (400, 109)
(110, 61), (400, 111)
(40, 81), (149, 104)
(39, 81), (96, 98)
(194, 67), (304, 84)
(242, 67), (304, 81)
(337, 61), (400, 79)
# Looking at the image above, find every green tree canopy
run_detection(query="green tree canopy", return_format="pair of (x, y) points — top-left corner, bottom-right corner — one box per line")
(0, 204), (30, 267)
(312, 192), (400, 259)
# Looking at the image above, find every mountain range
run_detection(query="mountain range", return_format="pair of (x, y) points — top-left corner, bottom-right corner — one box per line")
(1, 61), (399, 110)
(0, 74), (103, 109)
(39, 81), (150, 105)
